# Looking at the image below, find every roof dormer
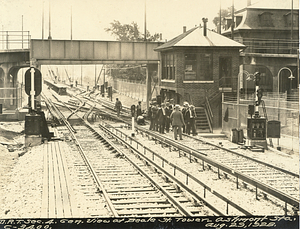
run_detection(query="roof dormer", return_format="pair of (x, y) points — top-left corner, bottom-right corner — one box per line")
(284, 12), (299, 27)
(258, 12), (274, 27)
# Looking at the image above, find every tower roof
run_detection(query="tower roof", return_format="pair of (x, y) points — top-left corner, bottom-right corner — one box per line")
(154, 26), (245, 51)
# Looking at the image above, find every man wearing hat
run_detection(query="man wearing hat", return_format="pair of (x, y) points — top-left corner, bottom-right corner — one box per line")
(170, 105), (185, 140)
(149, 102), (158, 131)
(185, 105), (197, 136)
(136, 101), (142, 118)
(181, 102), (189, 133)
(157, 103), (167, 134)
(165, 102), (172, 133)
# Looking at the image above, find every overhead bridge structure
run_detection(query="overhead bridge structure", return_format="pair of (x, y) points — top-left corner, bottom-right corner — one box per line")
(0, 33), (163, 111)
(30, 39), (162, 66)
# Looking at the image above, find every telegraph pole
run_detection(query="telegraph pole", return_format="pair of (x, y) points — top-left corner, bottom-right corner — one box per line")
(71, 5), (73, 40)
(48, 0), (52, 39)
(291, 0), (293, 40)
(219, 0), (222, 34)
(144, 0), (147, 41)
(231, 0), (234, 40)
(42, 1), (44, 39)
(22, 15), (24, 49)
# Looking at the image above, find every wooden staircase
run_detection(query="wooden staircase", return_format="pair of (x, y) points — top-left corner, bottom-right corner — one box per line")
(195, 107), (211, 132)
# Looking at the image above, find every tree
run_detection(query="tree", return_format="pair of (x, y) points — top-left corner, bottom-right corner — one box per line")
(213, 7), (235, 32)
(104, 20), (142, 41)
(105, 20), (160, 42)
(104, 20), (160, 82)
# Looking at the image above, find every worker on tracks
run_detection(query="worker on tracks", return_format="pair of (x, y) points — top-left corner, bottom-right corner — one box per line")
(185, 105), (197, 136)
(181, 102), (189, 133)
(165, 102), (172, 133)
(136, 101), (142, 118)
(170, 105), (185, 140)
(149, 102), (158, 131)
(114, 98), (122, 117)
(157, 103), (167, 134)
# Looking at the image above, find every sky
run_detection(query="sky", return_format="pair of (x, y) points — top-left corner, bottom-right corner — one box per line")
(0, 0), (254, 41)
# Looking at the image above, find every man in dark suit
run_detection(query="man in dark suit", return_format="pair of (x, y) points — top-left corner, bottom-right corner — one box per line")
(185, 105), (197, 136)
(157, 103), (167, 134)
(181, 102), (189, 133)
(165, 102), (172, 133)
(149, 102), (158, 131)
(170, 105), (185, 140)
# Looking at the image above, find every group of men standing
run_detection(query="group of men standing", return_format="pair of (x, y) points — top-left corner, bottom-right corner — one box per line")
(148, 100), (197, 140)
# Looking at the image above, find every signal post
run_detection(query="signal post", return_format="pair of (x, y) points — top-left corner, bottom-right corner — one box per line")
(246, 72), (267, 149)
(24, 66), (51, 147)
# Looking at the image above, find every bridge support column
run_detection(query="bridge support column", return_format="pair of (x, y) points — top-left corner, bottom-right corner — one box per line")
(0, 64), (20, 110)
(146, 65), (151, 111)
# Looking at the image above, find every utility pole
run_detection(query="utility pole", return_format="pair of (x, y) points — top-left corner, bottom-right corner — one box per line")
(144, 0), (147, 41)
(219, 0), (222, 34)
(2, 25), (4, 49)
(95, 65), (97, 88)
(231, 0), (234, 40)
(48, 0), (52, 39)
(81, 65), (82, 85)
(42, 1), (44, 39)
(22, 15), (24, 49)
(71, 5), (73, 40)
(104, 66), (105, 86)
(291, 0), (293, 40)
(297, 49), (299, 88)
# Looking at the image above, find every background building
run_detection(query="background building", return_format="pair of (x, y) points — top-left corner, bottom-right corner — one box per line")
(155, 19), (245, 131)
(223, 0), (299, 96)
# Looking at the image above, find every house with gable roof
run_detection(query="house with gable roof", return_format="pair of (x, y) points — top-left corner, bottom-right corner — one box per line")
(154, 19), (245, 130)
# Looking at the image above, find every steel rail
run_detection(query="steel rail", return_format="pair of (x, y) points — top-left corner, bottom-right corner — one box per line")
(67, 127), (119, 217)
(186, 134), (299, 178)
(42, 92), (76, 132)
(51, 103), (76, 133)
(41, 92), (63, 125)
(84, 121), (193, 217)
(52, 89), (299, 210)
(45, 93), (194, 217)
(131, 125), (299, 209)
(42, 93), (119, 217)
(99, 123), (253, 216)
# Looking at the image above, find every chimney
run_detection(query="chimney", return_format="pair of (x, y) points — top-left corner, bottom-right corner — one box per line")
(202, 18), (208, 36)
(159, 33), (162, 41)
(247, 0), (251, 6)
(183, 26), (187, 33)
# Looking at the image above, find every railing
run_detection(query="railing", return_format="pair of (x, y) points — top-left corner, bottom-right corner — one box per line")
(0, 84), (24, 110)
(204, 97), (213, 132)
(205, 77), (237, 100)
(222, 92), (299, 151)
(242, 38), (299, 55)
(0, 31), (30, 50)
(113, 79), (160, 102)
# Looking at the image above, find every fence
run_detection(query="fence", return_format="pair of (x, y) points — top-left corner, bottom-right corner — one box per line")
(113, 79), (160, 102)
(0, 31), (30, 50)
(0, 84), (24, 111)
(222, 92), (299, 150)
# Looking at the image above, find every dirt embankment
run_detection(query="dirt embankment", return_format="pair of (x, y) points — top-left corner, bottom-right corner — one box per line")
(0, 122), (25, 200)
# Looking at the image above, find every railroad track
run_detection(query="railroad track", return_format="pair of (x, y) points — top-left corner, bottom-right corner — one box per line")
(144, 128), (298, 213)
(62, 123), (212, 217)
(44, 86), (299, 215)
(98, 120), (299, 215)
(183, 135), (299, 199)
(43, 92), (218, 217)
